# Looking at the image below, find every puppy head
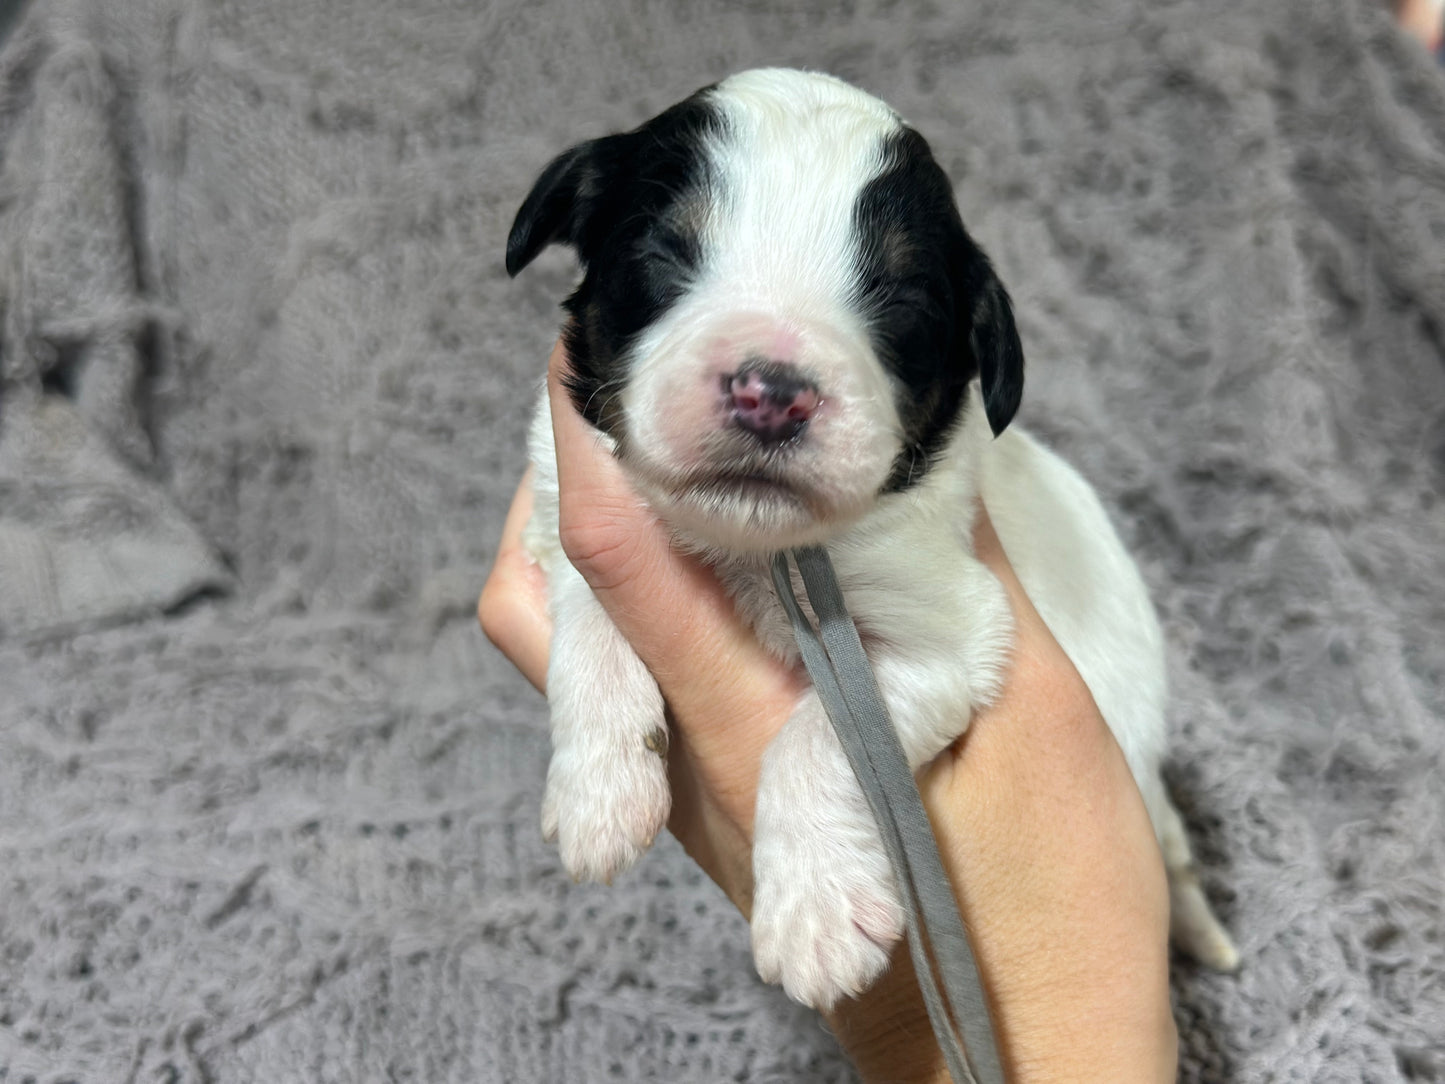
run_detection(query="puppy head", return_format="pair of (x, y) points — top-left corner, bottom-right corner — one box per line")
(508, 68), (1023, 553)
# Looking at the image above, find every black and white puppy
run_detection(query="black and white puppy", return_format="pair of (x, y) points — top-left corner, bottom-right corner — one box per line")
(507, 68), (1239, 1009)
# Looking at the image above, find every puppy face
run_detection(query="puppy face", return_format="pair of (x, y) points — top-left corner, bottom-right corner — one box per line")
(508, 69), (1023, 553)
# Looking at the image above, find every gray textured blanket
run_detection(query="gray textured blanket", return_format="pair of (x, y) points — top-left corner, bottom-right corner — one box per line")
(1, 0), (1442, 1080)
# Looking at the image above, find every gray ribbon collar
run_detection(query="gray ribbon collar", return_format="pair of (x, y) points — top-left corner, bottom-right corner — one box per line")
(771, 546), (1002, 1084)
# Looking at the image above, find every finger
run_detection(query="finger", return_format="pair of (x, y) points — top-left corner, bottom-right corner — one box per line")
(478, 467), (552, 692)
(972, 504), (1045, 634)
(545, 341), (805, 724)
(970, 501), (1081, 684)
(546, 340), (798, 843)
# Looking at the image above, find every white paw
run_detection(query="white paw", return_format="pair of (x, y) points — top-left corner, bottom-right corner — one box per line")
(540, 726), (671, 884)
(1169, 872), (1242, 972)
(750, 808), (904, 1009)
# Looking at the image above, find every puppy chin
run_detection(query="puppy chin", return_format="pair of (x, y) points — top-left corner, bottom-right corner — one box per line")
(628, 467), (873, 555)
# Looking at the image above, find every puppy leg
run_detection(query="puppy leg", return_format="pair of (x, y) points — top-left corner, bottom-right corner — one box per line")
(1141, 776), (1240, 971)
(541, 563), (671, 884)
(750, 691), (905, 1010)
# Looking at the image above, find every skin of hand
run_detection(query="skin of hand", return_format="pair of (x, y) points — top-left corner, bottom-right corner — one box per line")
(479, 342), (1179, 1083)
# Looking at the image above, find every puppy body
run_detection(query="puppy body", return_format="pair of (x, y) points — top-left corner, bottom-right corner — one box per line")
(512, 68), (1238, 1009)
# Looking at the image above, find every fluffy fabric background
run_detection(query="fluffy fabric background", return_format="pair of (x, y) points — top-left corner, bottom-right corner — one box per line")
(0, 0), (1441, 1080)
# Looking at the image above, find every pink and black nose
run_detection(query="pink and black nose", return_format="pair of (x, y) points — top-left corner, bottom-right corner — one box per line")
(725, 361), (819, 445)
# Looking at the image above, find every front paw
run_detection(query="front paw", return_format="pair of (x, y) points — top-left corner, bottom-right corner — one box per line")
(540, 730), (671, 884)
(750, 816), (904, 1010)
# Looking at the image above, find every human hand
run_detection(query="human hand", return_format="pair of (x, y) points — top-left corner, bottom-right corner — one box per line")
(480, 341), (1178, 1083)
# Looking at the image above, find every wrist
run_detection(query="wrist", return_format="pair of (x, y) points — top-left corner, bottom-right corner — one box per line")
(823, 944), (950, 1084)
(825, 948), (1178, 1084)
(822, 707), (1179, 1084)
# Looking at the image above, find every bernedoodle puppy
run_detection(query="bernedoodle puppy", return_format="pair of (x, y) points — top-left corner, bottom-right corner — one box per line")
(506, 68), (1239, 1010)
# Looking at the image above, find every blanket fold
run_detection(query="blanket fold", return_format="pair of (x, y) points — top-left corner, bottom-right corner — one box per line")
(0, 28), (228, 638)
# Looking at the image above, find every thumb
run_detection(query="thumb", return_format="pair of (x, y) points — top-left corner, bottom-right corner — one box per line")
(545, 341), (803, 719)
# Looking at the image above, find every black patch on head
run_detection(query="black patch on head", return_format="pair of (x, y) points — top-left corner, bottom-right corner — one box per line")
(506, 91), (722, 434)
(852, 127), (1024, 491)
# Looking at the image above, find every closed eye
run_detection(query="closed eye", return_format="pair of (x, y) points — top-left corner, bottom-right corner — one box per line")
(861, 276), (936, 317)
(636, 227), (698, 270)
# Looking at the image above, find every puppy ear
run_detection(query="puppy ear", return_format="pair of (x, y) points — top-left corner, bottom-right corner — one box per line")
(505, 136), (621, 276)
(968, 273), (1024, 436)
(945, 217), (1025, 436)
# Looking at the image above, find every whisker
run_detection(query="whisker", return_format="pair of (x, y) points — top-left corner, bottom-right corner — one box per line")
(581, 376), (628, 421)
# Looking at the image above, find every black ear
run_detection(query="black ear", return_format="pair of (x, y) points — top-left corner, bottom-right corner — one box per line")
(946, 216), (1025, 436)
(969, 274), (1024, 436)
(505, 136), (620, 277)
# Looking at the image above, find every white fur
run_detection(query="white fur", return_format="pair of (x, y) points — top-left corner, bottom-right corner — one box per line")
(523, 68), (1238, 1010)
